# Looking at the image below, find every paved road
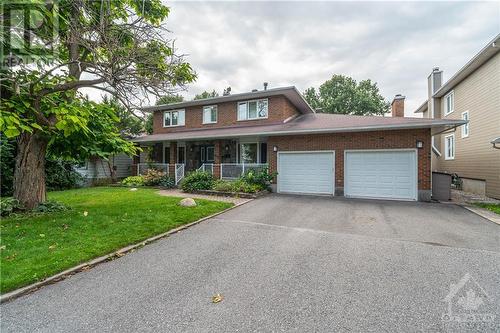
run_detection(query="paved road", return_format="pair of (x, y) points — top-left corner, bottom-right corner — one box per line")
(2, 195), (500, 332)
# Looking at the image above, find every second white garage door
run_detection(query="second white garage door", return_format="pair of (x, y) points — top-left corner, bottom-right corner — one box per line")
(344, 150), (417, 201)
(278, 152), (335, 195)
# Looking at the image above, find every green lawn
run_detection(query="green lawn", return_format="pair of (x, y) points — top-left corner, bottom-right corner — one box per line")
(473, 202), (500, 215)
(0, 187), (232, 293)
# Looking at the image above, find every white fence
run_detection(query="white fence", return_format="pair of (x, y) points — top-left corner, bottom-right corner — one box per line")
(220, 163), (268, 179)
(175, 164), (185, 185)
(197, 163), (214, 174)
(137, 163), (169, 176)
(196, 163), (268, 179)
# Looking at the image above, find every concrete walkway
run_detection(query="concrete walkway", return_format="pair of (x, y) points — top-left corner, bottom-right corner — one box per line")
(157, 189), (252, 205)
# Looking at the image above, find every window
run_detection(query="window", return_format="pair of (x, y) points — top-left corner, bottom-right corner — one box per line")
(445, 134), (455, 160)
(237, 99), (268, 121)
(461, 111), (469, 138)
(239, 143), (258, 163)
(203, 105), (217, 124)
(163, 110), (185, 127)
(444, 91), (454, 116)
(206, 147), (215, 162)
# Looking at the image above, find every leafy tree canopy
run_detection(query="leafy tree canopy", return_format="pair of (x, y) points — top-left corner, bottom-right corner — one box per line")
(193, 90), (219, 100)
(0, 0), (196, 208)
(304, 75), (389, 115)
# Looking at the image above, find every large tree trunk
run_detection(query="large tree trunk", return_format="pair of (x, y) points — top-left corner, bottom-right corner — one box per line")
(13, 132), (49, 209)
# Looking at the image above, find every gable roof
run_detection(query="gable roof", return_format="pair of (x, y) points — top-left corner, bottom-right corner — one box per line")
(133, 113), (466, 143)
(142, 86), (315, 114)
(414, 33), (500, 113)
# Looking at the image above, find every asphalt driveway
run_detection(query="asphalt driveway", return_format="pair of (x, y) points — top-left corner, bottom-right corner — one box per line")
(2, 195), (499, 332)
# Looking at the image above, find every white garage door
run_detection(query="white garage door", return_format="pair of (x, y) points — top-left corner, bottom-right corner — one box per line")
(278, 152), (334, 195)
(345, 150), (417, 201)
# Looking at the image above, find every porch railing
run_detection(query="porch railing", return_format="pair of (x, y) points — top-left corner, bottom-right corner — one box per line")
(175, 163), (185, 185)
(136, 163), (169, 176)
(197, 163), (214, 175)
(220, 163), (268, 180)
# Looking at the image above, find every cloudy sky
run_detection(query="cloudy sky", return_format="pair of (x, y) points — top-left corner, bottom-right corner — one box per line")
(159, 1), (499, 116)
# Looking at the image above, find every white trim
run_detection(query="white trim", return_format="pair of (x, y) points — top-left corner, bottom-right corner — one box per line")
(237, 98), (269, 121)
(163, 109), (185, 127)
(444, 91), (454, 116)
(202, 105), (218, 124)
(461, 111), (469, 138)
(277, 150), (335, 196)
(431, 137), (442, 157)
(444, 133), (455, 160)
(344, 149), (418, 201)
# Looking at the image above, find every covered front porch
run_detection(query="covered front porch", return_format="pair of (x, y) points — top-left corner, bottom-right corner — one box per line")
(132, 138), (268, 184)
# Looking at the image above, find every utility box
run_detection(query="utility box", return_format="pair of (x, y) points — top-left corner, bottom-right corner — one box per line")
(432, 172), (452, 201)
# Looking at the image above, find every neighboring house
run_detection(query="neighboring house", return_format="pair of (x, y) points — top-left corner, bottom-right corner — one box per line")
(414, 34), (500, 199)
(134, 85), (463, 201)
(76, 153), (133, 184)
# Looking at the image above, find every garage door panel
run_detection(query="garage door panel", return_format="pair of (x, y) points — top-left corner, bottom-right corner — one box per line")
(278, 152), (334, 195)
(345, 151), (417, 200)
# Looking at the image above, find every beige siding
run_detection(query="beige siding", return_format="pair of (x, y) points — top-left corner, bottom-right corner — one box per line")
(434, 52), (500, 198)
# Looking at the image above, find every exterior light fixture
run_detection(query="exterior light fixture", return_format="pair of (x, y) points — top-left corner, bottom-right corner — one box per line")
(225, 144), (230, 151)
(416, 140), (424, 149)
(273, 146), (278, 152)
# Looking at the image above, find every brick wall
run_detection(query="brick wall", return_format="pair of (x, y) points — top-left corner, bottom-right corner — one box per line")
(267, 129), (431, 191)
(152, 95), (299, 134)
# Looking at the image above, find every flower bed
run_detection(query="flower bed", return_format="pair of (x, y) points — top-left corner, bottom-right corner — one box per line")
(180, 169), (276, 197)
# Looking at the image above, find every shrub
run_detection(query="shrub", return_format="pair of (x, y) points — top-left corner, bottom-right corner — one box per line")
(213, 180), (235, 192)
(143, 169), (167, 186)
(33, 200), (69, 213)
(45, 159), (84, 191)
(0, 135), (16, 197)
(241, 168), (276, 190)
(231, 179), (262, 193)
(0, 197), (23, 216)
(181, 171), (214, 192)
(213, 179), (262, 194)
(157, 176), (175, 188)
(122, 176), (145, 186)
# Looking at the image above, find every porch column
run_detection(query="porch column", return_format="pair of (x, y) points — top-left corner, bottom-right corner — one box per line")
(214, 140), (222, 179)
(169, 142), (177, 176)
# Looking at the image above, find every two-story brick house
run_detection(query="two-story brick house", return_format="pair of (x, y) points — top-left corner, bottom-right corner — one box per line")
(134, 86), (464, 201)
(414, 34), (500, 199)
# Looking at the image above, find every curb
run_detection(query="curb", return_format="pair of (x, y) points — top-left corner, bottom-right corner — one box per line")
(460, 204), (500, 225)
(0, 199), (252, 304)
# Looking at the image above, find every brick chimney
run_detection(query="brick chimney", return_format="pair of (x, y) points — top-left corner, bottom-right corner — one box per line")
(391, 94), (405, 117)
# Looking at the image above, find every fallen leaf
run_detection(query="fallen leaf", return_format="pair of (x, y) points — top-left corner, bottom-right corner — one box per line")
(116, 252), (125, 257)
(212, 294), (223, 303)
(39, 233), (45, 238)
(0, 245), (6, 251)
(62, 224), (69, 230)
(6, 253), (17, 261)
(83, 211), (88, 217)
(48, 244), (57, 250)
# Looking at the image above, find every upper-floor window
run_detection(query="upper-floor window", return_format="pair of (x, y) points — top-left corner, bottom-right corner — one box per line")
(163, 110), (185, 127)
(237, 99), (268, 121)
(444, 91), (454, 116)
(444, 134), (455, 160)
(461, 111), (469, 138)
(203, 105), (217, 124)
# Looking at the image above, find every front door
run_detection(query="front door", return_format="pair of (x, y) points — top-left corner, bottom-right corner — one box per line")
(200, 145), (215, 165)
